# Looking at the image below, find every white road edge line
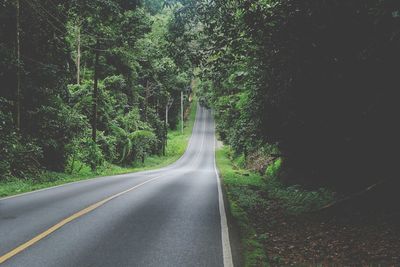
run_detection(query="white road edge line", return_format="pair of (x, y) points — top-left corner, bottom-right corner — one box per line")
(213, 120), (234, 267)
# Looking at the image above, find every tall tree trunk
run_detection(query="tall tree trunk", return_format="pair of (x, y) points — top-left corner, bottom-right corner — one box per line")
(163, 104), (168, 156)
(144, 80), (149, 122)
(92, 39), (100, 142)
(76, 20), (81, 85)
(16, 0), (21, 130)
(91, 39), (100, 171)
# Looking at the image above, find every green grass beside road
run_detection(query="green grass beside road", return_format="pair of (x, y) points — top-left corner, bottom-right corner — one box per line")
(216, 146), (269, 267)
(216, 145), (334, 267)
(0, 102), (197, 198)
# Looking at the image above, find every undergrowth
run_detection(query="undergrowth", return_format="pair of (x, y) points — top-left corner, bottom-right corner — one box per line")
(264, 158), (333, 215)
(216, 146), (269, 267)
(216, 145), (334, 266)
(0, 101), (197, 198)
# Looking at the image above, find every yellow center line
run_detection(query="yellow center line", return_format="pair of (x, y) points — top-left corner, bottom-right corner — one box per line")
(0, 109), (206, 264)
(0, 175), (164, 264)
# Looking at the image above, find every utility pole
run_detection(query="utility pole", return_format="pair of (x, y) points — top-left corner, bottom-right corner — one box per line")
(91, 39), (100, 171)
(181, 90), (184, 134)
(166, 104), (169, 129)
(164, 97), (173, 154)
(16, 0), (21, 130)
(163, 104), (167, 156)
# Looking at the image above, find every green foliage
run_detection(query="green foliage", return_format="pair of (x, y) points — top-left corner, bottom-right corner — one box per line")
(97, 131), (117, 163)
(217, 144), (334, 265)
(265, 175), (333, 215)
(0, 0), (193, 180)
(263, 158), (333, 214)
(0, 98), (197, 198)
(186, 0), (400, 191)
(130, 130), (158, 163)
(216, 146), (268, 266)
(110, 124), (133, 163)
(66, 136), (105, 174)
(32, 101), (87, 171)
(234, 154), (247, 169)
(142, 0), (165, 14)
(0, 98), (42, 179)
(196, 80), (212, 108)
(265, 158), (282, 178)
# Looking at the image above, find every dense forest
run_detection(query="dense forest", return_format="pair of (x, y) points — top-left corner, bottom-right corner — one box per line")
(180, 1), (399, 265)
(1, 0), (400, 265)
(0, 0), (195, 178)
(3, 0), (399, 191)
(191, 0), (400, 193)
(191, 1), (400, 264)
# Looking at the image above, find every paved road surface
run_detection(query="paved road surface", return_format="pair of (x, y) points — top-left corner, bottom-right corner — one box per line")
(0, 106), (233, 267)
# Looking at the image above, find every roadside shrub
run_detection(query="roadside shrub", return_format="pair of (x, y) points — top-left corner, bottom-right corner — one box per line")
(65, 136), (104, 173)
(145, 108), (166, 154)
(130, 130), (158, 163)
(30, 100), (86, 171)
(266, 158), (282, 178)
(117, 108), (142, 132)
(0, 99), (42, 179)
(97, 131), (117, 162)
(234, 154), (247, 169)
(265, 158), (333, 214)
(265, 178), (333, 214)
(110, 123), (133, 165)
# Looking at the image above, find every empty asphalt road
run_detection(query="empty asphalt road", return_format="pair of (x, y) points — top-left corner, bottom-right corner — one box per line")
(0, 106), (233, 267)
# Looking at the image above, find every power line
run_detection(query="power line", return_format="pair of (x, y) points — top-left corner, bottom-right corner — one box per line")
(20, 0), (129, 59)
(20, 0), (71, 55)
(31, 0), (116, 41)
(21, 54), (65, 71)
(23, 0), (112, 42)
(21, 0), (67, 36)
(31, 0), (67, 31)
(22, 0), (116, 53)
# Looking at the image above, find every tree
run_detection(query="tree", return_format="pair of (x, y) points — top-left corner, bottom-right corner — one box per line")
(189, 0), (400, 192)
(0, 0), (195, 178)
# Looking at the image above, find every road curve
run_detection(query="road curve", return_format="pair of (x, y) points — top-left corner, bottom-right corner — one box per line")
(0, 106), (233, 267)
